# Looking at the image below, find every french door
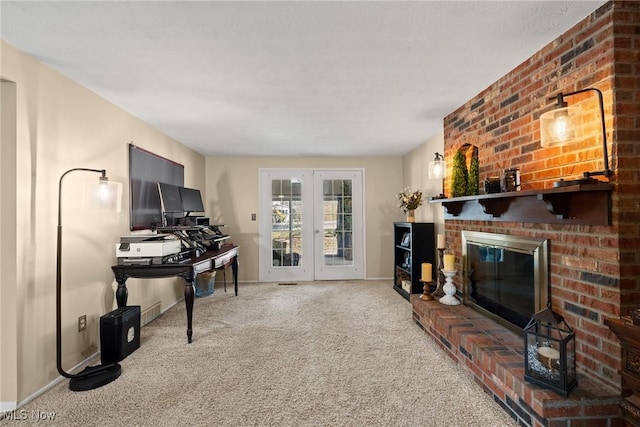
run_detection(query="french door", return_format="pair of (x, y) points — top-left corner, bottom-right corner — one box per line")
(259, 169), (364, 282)
(312, 170), (363, 280)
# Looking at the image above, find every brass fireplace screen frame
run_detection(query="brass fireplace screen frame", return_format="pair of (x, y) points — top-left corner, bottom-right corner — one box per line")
(461, 231), (549, 334)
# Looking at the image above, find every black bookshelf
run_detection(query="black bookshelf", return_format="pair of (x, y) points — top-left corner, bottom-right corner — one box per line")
(393, 222), (435, 301)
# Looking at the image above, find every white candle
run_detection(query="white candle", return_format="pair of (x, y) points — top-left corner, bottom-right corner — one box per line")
(421, 263), (432, 281)
(437, 234), (445, 249)
(443, 254), (455, 271)
(537, 346), (560, 369)
(537, 346), (560, 360)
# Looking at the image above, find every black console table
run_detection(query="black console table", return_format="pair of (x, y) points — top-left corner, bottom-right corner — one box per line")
(111, 244), (239, 343)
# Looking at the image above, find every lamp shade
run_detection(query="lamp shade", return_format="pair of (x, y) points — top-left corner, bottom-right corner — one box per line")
(539, 105), (583, 147)
(83, 179), (123, 212)
(428, 158), (446, 179)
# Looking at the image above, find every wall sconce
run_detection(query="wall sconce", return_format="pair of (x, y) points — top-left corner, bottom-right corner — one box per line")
(539, 87), (612, 187)
(57, 168), (123, 391)
(428, 152), (446, 199)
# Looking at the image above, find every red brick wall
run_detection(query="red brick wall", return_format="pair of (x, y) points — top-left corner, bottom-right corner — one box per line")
(442, 1), (640, 393)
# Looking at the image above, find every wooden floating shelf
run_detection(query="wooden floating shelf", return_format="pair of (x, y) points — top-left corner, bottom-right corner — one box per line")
(430, 183), (613, 225)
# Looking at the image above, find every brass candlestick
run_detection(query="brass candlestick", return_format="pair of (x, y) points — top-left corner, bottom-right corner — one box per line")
(420, 280), (434, 301)
(431, 248), (446, 298)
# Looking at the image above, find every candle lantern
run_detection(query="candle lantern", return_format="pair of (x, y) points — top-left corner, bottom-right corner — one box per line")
(524, 306), (577, 397)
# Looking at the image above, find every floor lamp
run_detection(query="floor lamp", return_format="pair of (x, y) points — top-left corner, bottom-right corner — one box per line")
(57, 167), (122, 391)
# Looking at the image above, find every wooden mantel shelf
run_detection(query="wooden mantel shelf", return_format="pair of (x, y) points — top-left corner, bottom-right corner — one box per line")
(429, 183), (613, 225)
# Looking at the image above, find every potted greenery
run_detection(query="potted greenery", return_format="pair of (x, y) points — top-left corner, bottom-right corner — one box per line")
(451, 151), (468, 197)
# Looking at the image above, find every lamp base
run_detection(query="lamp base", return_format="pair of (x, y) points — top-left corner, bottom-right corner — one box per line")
(553, 177), (603, 188)
(68, 363), (121, 392)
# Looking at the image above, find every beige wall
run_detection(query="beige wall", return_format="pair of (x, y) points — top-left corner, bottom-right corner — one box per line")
(204, 157), (405, 281)
(1, 41), (206, 407)
(1, 79), (19, 409)
(402, 131), (445, 234)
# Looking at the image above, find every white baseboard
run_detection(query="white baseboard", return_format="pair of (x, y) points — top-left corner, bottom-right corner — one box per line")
(13, 352), (96, 412)
(1, 401), (17, 412)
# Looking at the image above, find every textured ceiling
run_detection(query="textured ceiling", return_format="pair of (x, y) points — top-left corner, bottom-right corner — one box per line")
(1, 1), (607, 157)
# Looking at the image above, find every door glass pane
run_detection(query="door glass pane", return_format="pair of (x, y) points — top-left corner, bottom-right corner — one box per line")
(271, 179), (302, 267)
(322, 179), (353, 267)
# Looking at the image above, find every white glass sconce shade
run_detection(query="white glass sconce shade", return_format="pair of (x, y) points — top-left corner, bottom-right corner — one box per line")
(539, 106), (583, 147)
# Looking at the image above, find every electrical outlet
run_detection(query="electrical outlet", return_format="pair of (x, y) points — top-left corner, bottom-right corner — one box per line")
(78, 315), (87, 332)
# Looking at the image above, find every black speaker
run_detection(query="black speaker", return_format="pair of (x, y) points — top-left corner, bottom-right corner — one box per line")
(100, 306), (141, 365)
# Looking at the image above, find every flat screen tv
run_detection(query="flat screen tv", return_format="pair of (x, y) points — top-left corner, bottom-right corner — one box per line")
(129, 144), (184, 230)
(179, 187), (205, 216)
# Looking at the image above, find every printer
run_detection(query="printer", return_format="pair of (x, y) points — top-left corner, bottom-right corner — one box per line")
(116, 234), (182, 265)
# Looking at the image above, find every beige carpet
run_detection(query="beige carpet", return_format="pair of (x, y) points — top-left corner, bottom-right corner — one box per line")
(2, 280), (518, 427)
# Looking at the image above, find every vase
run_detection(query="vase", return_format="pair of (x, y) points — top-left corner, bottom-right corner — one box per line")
(406, 210), (415, 223)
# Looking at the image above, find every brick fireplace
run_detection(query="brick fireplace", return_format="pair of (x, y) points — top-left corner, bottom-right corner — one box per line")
(409, 2), (640, 426)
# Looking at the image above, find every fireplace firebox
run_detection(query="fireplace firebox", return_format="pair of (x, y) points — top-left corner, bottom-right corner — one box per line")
(461, 231), (549, 334)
